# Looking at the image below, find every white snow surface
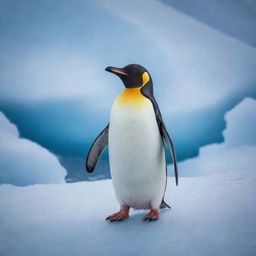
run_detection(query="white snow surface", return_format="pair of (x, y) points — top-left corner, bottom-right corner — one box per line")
(0, 112), (67, 185)
(223, 98), (256, 147)
(0, 170), (256, 256)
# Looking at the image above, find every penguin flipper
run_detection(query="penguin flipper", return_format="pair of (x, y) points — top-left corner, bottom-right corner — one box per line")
(85, 124), (109, 173)
(141, 84), (178, 186)
(160, 122), (179, 186)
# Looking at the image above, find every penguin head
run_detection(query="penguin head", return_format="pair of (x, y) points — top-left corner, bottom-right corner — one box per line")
(105, 64), (151, 88)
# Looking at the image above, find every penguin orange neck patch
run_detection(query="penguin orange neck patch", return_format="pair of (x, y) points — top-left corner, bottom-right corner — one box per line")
(115, 72), (151, 105)
(116, 88), (146, 104)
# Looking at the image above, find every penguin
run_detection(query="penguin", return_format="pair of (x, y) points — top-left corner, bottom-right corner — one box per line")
(86, 64), (178, 221)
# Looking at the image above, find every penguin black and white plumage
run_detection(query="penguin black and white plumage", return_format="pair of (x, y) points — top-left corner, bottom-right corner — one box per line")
(86, 64), (178, 221)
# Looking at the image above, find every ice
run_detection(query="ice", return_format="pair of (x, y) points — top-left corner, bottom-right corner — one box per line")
(173, 98), (256, 176)
(0, 112), (66, 186)
(0, 90), (256, 256)
(1, 2), (256, 253)
(1, 0), (256, 115)
(223, 98), (256, 147)
(102, 0), (256, 114)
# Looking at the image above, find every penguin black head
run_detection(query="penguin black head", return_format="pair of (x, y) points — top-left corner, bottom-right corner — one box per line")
(105, 64), (151, 88)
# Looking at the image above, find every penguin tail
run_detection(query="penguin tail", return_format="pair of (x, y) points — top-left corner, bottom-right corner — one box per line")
(160, 200), (171, 209)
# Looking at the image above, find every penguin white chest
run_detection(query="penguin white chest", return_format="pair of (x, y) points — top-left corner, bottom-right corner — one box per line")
(108, 92), (166, 209)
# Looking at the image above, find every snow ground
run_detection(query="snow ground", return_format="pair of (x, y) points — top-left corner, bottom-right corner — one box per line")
(1, 170), (256, 256)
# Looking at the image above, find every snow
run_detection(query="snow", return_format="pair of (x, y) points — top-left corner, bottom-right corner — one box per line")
(0, 112), (67, 186)
(0, 170), (255, 256)
(173, 98), (256, 176)
(223, 98), (256, 147)
(0, 2), (255, 254)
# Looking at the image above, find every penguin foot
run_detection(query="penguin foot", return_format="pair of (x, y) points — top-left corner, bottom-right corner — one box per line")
(143, 209), (160, 221)
(106, 206), (130, 222)
(106, 211), (129, 222)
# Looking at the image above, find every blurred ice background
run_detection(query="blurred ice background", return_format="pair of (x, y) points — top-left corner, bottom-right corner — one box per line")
(1, 2), (256, 256)
(1, 96), (256, 255)
(0, 0), (255, 184)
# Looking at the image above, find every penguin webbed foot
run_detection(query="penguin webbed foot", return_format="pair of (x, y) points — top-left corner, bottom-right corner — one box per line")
(143, 209), (160, 221)
(106, 207), (130, 222)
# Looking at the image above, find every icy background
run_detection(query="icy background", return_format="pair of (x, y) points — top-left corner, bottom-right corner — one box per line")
(0, 112), (66, 185)
(1, 97), (256, 255)
(0, 1), (256, 255)
(171, 98), (256, 176)
(0, 0), (256, 183)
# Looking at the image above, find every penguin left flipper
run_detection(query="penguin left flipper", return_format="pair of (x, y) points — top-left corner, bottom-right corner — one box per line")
(141, 84), (178, 186)
(159, 121), (178, 186)
(86, 124), (109, 173)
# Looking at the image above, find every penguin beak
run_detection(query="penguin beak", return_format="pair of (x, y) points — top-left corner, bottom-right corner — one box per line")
(105, 66), (128, 76)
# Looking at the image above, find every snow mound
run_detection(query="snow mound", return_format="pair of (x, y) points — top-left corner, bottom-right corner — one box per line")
(0, 112), (67, 186)
(224, 97), (256, 147)
(174, 98), (256, 176)
(0, 170), (255, 256)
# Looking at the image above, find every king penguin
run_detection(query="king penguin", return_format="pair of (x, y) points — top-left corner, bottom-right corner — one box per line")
(86, 64), (178, 221)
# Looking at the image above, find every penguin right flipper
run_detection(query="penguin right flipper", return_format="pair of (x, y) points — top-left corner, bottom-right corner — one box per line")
(86, 124), (109, 173)
(141, 84), (178, 186)
(159, 121), (179, 186)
